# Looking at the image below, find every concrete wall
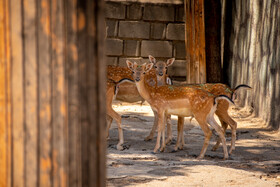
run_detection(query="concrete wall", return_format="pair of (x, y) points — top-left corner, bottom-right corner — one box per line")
(224, 0), (280, 129)
(105, 0), (186, 79)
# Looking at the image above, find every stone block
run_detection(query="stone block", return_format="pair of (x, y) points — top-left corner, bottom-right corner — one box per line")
(143, 4), (174, 22)
(105, 38), (123, 56)
(119, 21), (150, 39)
(106, 56), (118, 66)
(167, 60), (186, 77)
(106, 20), (118, 37)
(124, 40), (141, 56)
(105, 2), (126, 19)
(174, 42), (186, 59)
(119, 57), (149, 67)
(127, 4), (142, 20)
(151, 23), (166, 40)
(175, 6), (185, 22)
(166, 23), (185, 40)
(141, 41), (172, 57)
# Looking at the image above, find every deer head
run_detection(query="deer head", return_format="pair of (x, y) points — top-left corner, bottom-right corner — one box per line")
(126, 61), (154, 82)
(148, 55), (175, 77)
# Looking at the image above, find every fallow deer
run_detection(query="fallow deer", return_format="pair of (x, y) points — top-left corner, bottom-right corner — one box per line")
(126, 61), (234, 159)
(148, 57), (251, 154)
(106, 62), (174, 150)
(174, 83), (251, 154)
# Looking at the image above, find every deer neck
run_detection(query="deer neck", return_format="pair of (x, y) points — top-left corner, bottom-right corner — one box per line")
(135, 76), (153, 103)
(156, 75), (166, 86)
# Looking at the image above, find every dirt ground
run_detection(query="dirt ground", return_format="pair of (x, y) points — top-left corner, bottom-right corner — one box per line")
(106, 101), (280, 187)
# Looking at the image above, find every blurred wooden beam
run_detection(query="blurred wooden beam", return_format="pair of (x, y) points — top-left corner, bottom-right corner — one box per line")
(0, 0), (106, 186)
(185, 0), (206, 83)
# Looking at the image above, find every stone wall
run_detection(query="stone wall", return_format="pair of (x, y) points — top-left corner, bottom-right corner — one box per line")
(105, 0), (186, 79)
(224, 0), (280, 129)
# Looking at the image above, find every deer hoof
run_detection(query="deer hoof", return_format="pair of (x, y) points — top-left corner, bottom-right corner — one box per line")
(117, 144), (124, 151)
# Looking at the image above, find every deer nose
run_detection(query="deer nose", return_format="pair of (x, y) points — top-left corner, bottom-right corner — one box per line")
(135, 78), (140, 82)
(159, 72), (163, 76)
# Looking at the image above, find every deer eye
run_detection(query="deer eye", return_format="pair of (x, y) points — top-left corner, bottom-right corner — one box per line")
(143, 72), (146, 74)
(154, 66), (157, 68)
(132, 71), (135, 74)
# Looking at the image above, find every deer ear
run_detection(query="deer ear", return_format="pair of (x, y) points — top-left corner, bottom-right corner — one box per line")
(126, 60), (134, 71)
(148, 55), (156, 64)
(145, 63), (154, 72)
(166, 58), (175, 67)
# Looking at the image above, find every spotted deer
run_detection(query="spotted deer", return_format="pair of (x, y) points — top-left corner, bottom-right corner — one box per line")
(174, 83), (251, 154)
(106, 61), (174, 150)
(126, 61), (234, 159)
(148, 57), (251, 154)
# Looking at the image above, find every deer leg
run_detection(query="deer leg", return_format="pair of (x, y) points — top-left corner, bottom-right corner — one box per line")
(211, 118), (227, 151)
(160, 113), (166, 152)
(174, 116), (184, 151)
(107, 107), (124, 151)
(178, 117), (185, 149)
(221, 114), (237, 154)
(196, 118), (212, 159)
(145, 109), (158, 141)
(106, 115), (113, 139)
(214, 110), (237, 154)
(153, 112), (165, 153)
(165, 114), (173, 144)
(207, 116), (229, 160)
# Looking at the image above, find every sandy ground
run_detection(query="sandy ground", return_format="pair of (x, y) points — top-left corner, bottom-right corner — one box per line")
(106, 101), (280, 187)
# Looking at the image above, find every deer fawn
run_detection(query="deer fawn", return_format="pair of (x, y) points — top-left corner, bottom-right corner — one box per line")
(126, 61), (234, 159)
(144, 56), (175, 144)
(106, 63), (173, 150)
(148, 57), (251, 154)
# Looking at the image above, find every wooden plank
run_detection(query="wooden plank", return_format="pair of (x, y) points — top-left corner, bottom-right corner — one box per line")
(50, 0), (67, 186)
(87, 0), (106, 186)
(0, 1), (8, 186)
(5, 0), (12, 185)
(185, 0), (191, 83)
(194, 0), (200, 83)
(38, 0), (52, 186)
(23, 0), (38, 186)
(10, 0), (25, 185)
(66, 0), (82, 186)
(184, 0), (206, 84)
(204, 0), (221, 83)
(86, 0), (98, 185)
(96, 0), (107, 186)
(77, 0), (89, 185)
(198, 0), (206, 83)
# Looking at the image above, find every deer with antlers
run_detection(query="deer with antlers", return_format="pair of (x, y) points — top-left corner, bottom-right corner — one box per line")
(147, 55), (251, 154)
(126, 60), (235, 159)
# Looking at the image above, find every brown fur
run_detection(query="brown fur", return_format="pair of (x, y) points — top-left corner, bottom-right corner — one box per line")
(106, 65), (171, 150)
(127, 61), (231, 159)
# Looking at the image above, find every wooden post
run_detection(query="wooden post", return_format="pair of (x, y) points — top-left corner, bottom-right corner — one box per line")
(185, 0), (206, 84)
(204, 0), (222, 83)
(0, 0), (106, 186)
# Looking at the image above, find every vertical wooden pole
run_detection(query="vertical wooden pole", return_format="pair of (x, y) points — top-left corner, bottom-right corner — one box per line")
(38, 0), (53, 186)
(23, 0), (38, 186)
(66, 0), (81, 186)
(0, 0), (9, 186)
(87, 0), (106, 186)
(185, 0), (206, 83)
(204, 0), (222, 83)
(10, 0), (25, 185)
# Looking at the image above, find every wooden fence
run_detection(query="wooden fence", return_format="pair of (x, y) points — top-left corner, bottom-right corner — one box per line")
(0, 0), (106, 186)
